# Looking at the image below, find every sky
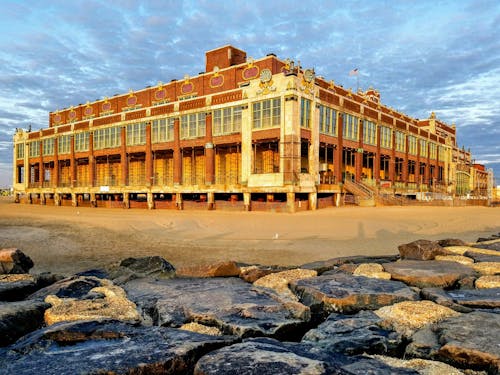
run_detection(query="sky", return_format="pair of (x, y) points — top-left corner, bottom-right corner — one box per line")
(0, 0), (499, 187)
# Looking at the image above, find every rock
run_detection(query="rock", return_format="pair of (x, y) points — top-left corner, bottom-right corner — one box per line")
(476, 275), (500, 289)
(464, 251), (500, 263)
(0, 319), (237, 374)
(0, 248), (34, 274)
(239, 265), (289, 283)
(398, 240), (449, 261)
(382, 260), (475, 288)
(374, 301), (460, 337)
(194, 337), (418, 375)
(370, 354), (480, 375)
(353, 263), (391, 280)
(28, 275), (106, 300)
(290, 271), (417, 316)
(302, 310), (403, 356)
(180, 322), (222, 336)
(472, 238), (500, 251)
(176, 261), (240, 278)
(0, 300), (49, 347)
(0, 273), (63, 301)
(446, 246), (500, 257)
(421, 287), (500, 310)
(409, 311), (500, 372)
(253, 268), (317, 300)
(433, 255), (474, 265)
(301, 255), (399, 275)
(44, 281), (141, 325)
(437, 238), (468, 247)
(471, 262), (500, 275)
(124, 277), (310, 340)
(107, 256), (176, 284)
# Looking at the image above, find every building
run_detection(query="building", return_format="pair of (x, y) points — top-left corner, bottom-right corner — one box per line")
(12, 45), (493, 212)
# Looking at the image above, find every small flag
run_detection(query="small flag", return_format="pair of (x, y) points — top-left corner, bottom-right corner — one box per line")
(349, 68), (359, 76)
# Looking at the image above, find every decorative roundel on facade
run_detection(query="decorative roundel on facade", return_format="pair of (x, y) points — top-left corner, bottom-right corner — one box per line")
(126, 94), (137, 107)
(54, 113), (62, 123)
(242, 65), (259, 80)
(304, 69), (315, 83)
(181, 81), (194, 94)
(102, 100), (111, 112)
(209, 73), (224, 88)
(260, 69), (272, 83)
(155, 88), (166, 100)
(68, 109), (77, 120)
(84, 104), (93, 116)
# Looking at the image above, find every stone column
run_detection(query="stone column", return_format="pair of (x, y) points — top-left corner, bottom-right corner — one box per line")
(145, 122), (153, 186)
(374, 125), (381, 184)
(243, 192), (251, 211)
(389, 130), (396, 182)
(147, 191), (154, 210)
(70, 135), (76, 187)
(175, 193), (183, 210)
(40, 193), (46, 205)
(334, 113), (343, 183)
(123, 192), (130, 209)
(205, 113), (215, 185)
(355, 119), (363, 182)
(53, 137), (59, 187)
(173, 118), (182, 185)
(120, 127), (128, 186)
(54, 192), (61, 206)
(207, 191), (215, 210)
(286, 192), (296, 213)
(71, 192), (78, 207)
(309, 192), (317, 211)
(39, 141), (44, 187)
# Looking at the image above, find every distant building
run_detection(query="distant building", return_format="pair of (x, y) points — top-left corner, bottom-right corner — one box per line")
(12, 46), (494, 211)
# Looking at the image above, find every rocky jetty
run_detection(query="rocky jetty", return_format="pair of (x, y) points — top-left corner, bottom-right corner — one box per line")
(0, 233), (499, 374)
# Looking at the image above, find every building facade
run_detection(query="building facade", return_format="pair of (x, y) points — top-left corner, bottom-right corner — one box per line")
(12, 45), (491, 212)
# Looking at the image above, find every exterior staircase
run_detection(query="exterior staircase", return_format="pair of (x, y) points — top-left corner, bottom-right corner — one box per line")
(343, 179), (375, 207)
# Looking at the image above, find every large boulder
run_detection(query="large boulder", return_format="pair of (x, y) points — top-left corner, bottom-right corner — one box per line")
(0, 248), (34, 274)
(422, 287), (500, 309)
(29, 275), (107, 301)
(253, 268), (317, 301)
(301, 310), (403, 356)
(406, 311), (500, 373)
(239, 265), (290, 283)
(176, 261), (240, 278)
(44, 281), (141, 325)
(382, 260), (475, 288)
(398, 240), (449, 261)
(0, 273), (62, 302)
(0, 319), (237, 374)
(124, 277), (310, 340)
(194, 337), (418, 375)
(0, 300), (49, 347)
(290, 271), (417, 316)
(107, 256), (176, 284)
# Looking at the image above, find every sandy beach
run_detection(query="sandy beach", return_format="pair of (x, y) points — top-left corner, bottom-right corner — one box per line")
(0, 197), (498, 275)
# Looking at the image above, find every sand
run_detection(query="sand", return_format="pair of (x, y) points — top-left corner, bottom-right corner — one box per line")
(0, 197), (498, 275)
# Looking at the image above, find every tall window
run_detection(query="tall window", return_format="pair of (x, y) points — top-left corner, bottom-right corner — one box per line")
(439, 145), (447, 161)
(94, 126), (121, 150)
(152, 118), (174, 143)
(29, 140), (40, 157)
(75, 132), (90, 152)
(343, 113), (359, 141)
(126, 122), (146, 146)
(363, 120), (377, 145)
(16, 143), (25, 159)
(252, 98), (280, 129)
(300, 98), (311, 128)
(180, 113), (206, 139)
(408, 135), (417, 155)
(380, 126), (392, 149)
(395, 131), (406, 152)
(213, 106), (242, 135)
(42, 138), (54, 155)
(429, 143), (437, 159)
(419, 139), (428, 157)
(319, 105), (337, 136)
(58, 135), (71, 154)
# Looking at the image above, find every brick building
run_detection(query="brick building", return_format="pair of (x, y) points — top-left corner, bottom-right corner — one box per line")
(12, 45), (492, 211)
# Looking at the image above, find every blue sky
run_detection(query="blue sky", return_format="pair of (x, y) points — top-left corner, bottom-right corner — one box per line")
(0, 0), (499, 187)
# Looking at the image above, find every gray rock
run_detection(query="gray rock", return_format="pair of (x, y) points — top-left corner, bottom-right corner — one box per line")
(0, 273), (63, 301)
(28, 275), (106, 301)
(472, 240), (500, 252)
(301, 255), (399, 275)
(108, 255), (176, 284)
(0, 300), (49, 346)
(301, 310), (403, 356)
(422, 287), (500, 309)
(124, 277), (310, 340)
(465, 251), (500, 263)
(194, 337), (418, 375)
(0, 248), (34, 274)
(408, 311), (500, 373)
(290, 272), (417, 316)
(398, 240), (448, 261)
(0, 319), (237, 375)
(383, 260), (475, 288)
(437, 238), (468, 247)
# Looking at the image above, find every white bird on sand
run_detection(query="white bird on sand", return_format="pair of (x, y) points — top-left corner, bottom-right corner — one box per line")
(273, 233), (279, 240)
